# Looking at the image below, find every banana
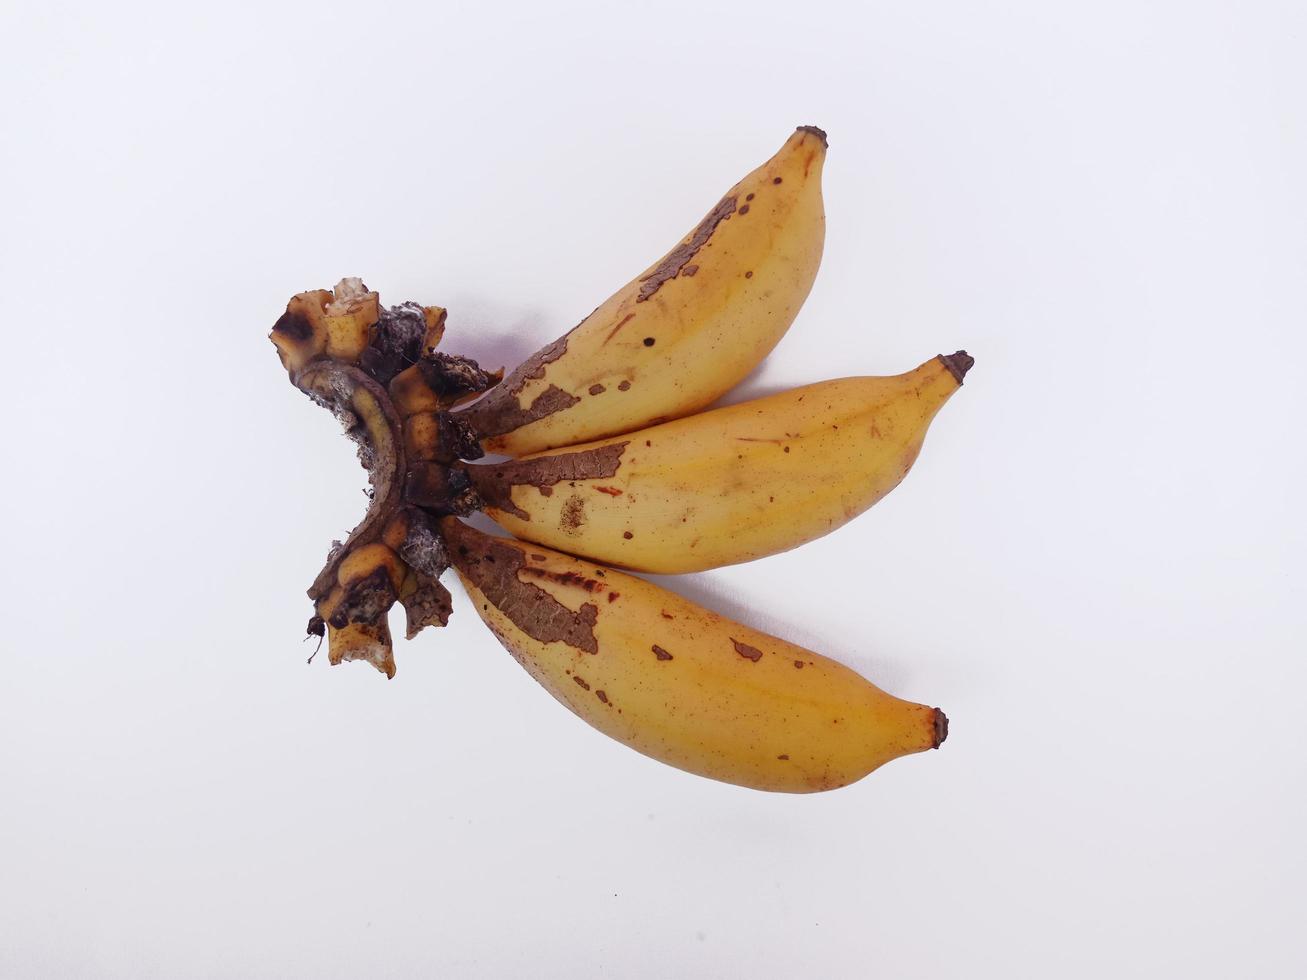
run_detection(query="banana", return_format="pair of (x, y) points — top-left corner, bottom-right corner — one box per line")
(464, 353), (972, 573)
(269, 134), (960, 797)
(443, 519), (946, 793)
(454, 125), (828, 456)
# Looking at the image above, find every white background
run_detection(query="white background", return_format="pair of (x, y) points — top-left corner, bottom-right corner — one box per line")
(2, 2), (1303, 977)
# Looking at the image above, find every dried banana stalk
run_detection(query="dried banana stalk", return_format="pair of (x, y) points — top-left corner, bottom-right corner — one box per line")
(271, 279), (500, 676)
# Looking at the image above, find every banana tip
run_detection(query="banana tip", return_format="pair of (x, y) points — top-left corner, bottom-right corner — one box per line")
(796, 124), (828, 147)
(932, 709), (949, 749)
(939, 351), (974, 384)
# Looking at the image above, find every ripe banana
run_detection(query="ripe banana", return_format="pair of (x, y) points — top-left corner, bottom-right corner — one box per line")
(455, 125), (828, 456)
(443, 519), (945, 792)
(464, 353), (972, 573)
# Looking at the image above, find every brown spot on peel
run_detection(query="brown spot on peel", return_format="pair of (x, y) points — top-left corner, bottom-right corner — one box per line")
(732, 639), (763, 662)
(471, 384), (580, 438)
(594, 486), (622, 496)
(602, 312), (637, 345)
(443, 520), (600, 654)
(560, 494), (586, 532)
(652, 645), (673, 661)
(465, 442), (628, 520)
(517, 567), (606, 594)
(455, 335), (579, 439)
(588, 384), (606, 395)
(596, 690), (609, 704)
(573, 675), (591, 691)
(636, 196), (737, 302)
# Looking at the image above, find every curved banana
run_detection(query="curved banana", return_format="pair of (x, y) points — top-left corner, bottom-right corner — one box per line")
(454, 125), (828, 456)
(443, 520), (946, 793)
(465, 353), (972, 574)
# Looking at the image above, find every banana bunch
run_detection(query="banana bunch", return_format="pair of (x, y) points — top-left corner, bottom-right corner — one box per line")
(270, 126), (970, 793)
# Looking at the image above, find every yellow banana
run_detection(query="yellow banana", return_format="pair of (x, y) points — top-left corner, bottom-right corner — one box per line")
(455, 125), (828, 456)
(465, 353), (972, 573)
(443, 519), (945, 792)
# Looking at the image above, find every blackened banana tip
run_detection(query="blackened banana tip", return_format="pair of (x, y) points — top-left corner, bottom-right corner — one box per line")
(933, 709), (949, 748)
(940, 351), (974, 384)
(796, 124), (828, 147)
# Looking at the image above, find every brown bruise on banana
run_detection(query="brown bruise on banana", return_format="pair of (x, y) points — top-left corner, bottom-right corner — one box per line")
(560, 494), (586, 533)
(463, 442), (629, 520)
(636, 195), (738, 302)
(732, 639), (764, 662)
(442, 519), (600, 654)
(453, 334), (579, 440)
(602, 312), (637, 345)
